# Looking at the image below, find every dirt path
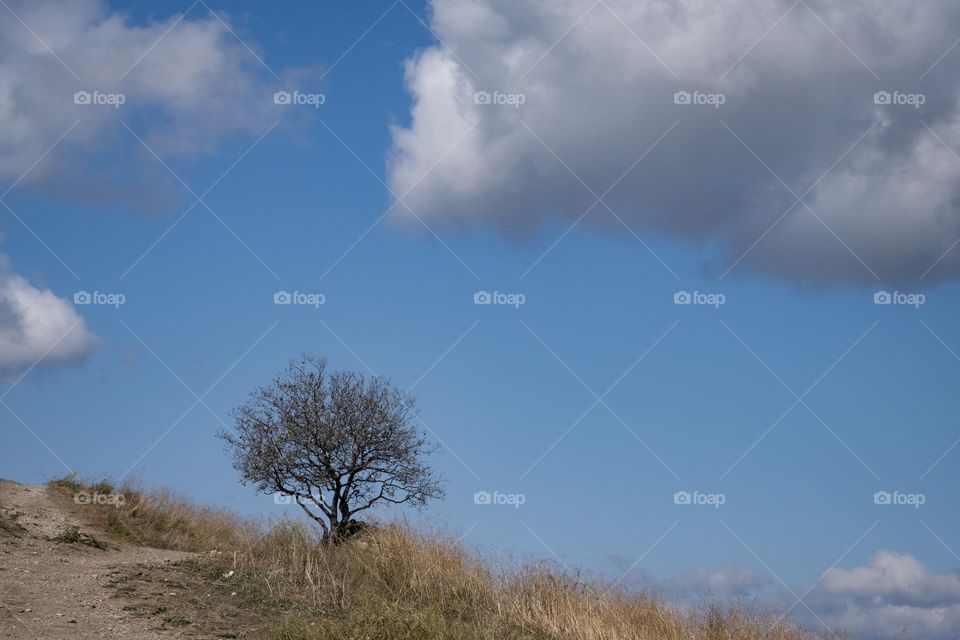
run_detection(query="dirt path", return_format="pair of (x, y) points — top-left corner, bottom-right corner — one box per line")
(0, 479), (194, 639)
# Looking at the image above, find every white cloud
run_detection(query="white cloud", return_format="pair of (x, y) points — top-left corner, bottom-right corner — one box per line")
(673, 566), (770, 597)
(607, 555), (774, 601)
(808, 551), (960, 640)
(826, 604), (960, 640)
(0, 0), (288, 203)
(388, 0), (960, 285)
(611, 551), (960, 640)
(0, 257), (96, 369)
(821, 550), (960, 608)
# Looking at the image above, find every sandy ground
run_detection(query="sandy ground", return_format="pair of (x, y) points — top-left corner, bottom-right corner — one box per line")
(0, 479), (194, 639)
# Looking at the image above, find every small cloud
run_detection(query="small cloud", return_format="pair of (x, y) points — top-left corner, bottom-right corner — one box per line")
(673, 566), (770, 598)
(819, 549), (960, 609)
(605, 556), (769, 601)
(609, 550), (960, 640)
(0, 257), (97, 370)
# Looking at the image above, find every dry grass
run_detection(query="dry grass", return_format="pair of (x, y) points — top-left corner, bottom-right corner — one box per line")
(49, 475), (834, 640)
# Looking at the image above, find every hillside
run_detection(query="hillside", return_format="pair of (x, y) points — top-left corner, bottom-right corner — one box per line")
(0, 477), (832, 639)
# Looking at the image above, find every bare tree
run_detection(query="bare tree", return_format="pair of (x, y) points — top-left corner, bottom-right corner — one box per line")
(219, 356), (444, 541)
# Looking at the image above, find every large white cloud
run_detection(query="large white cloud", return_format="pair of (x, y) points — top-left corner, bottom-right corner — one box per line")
(388, 0), (960, 285)
(0, 0), (288, 204)
(0, 257), (96, 369)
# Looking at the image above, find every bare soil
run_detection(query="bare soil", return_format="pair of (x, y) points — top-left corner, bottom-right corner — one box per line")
(0, 479), (253, 639)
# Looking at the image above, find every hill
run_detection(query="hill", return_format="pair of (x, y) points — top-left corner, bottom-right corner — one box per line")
(0, 477), (832, 639)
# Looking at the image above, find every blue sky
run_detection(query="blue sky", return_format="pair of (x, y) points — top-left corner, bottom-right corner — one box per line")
(3, 1), (960, 637)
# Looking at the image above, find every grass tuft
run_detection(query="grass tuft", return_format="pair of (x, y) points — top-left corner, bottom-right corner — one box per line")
(49, 473), (84, 492)
(50, 524), (108, 550)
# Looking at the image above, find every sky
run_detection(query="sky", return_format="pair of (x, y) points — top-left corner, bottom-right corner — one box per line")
(2, 1), (960, 638)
